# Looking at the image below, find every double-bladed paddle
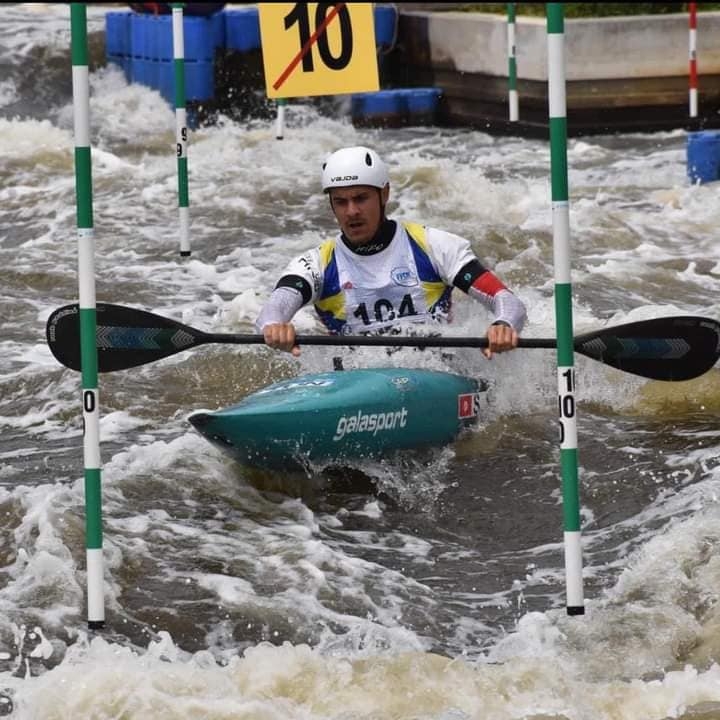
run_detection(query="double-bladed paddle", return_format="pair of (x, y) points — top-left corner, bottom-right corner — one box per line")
(46, 302), (720, 381)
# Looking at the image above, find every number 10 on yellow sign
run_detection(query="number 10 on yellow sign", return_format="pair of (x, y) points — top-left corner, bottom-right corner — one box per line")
(259, 3), (380, 99)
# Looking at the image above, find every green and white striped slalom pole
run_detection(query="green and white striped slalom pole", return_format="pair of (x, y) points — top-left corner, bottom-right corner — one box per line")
(276, 97), (287, 140)
(172, 3), (190, 256)
(507, 3), (518, 122)
(546, 3), (584, 616)
(70, 3), (104, 629)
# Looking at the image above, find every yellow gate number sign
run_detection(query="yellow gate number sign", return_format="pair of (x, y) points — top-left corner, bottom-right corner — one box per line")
(259, 3), (380, 99)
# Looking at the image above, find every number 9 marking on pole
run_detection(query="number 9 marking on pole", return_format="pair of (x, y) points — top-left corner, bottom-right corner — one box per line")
(176, 127), (187, 158)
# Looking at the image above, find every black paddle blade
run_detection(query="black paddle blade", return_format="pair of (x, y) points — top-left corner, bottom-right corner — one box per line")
(46, 303), (205, 372)
(575, 316), (720, 381)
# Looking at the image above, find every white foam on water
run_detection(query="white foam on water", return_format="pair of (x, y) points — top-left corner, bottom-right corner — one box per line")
(0, 117), (73, 161)
(1, 7), (719, 718)
(4, 628), (720, 719)
(0, 78), (18, 108)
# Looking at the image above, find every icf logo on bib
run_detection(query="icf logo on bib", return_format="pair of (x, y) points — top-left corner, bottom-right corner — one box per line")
(391, 266), (418, 286)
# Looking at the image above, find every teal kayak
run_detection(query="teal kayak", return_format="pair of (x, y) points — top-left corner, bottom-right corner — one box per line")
(188, 367), (487, 471)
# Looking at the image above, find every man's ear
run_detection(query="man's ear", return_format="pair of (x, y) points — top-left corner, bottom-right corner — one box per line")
(381, 184), (390, 205)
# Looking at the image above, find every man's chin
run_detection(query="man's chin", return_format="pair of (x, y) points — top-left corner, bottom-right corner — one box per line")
(345, 229), (370, 245)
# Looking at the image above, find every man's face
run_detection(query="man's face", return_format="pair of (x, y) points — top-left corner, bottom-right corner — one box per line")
(328, 184), (389, 246)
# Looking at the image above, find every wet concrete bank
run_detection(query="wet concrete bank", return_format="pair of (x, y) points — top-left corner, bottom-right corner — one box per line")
(383, 9), (720, 137)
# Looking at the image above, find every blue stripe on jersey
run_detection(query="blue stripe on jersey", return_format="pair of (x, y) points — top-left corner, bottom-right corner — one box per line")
(432, 285), (453, 317)
(406, 230), (453, 316)
(320, 249), (340, 300)
(315, 246), (346, 333)
(316, 307), (345, 333)
(407, 233), (442, 284)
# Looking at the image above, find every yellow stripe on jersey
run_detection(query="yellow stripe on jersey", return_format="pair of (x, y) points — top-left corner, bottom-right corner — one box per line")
(402, 221), (430, 253)
(422, 279), (448, 309)
(315, 292), (346, 321)
(318, 239), (335, 267)
(402, 221), (448, 312)
(314, 238), (346, 327)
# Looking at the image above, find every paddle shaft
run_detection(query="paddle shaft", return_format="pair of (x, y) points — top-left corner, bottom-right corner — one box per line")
(46, 303), (720, 380)
(196, 332), (554, 350)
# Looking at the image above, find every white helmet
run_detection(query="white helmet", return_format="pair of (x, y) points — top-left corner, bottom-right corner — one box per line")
(321, 146), (389, 193)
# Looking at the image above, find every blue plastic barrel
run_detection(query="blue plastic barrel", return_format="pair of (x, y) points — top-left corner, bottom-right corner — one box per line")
(362, 90), (403, 117)
(352, 90), (405, 127)
(129, 13), (152, 58)
(158, 59), (214, 103)
(153, 17), (173, 60)
(158, 60), (173, 103)
(128, 57), (161, 91)
(107, 54), (132, 82)
(106, 11), (131, 80)
(224, 8), (261, 52)
(373, 5), (397, 52)
(128, 3), (224, 16)
(145, 16), (162, 61)
(687, 130), (720, 184)
(350, 93), (368, 119)
(154, 13), (225, 61)
(158, 59), (214, 101)
(184, 60), (214, 101)
(403, 87), (442, 117)
(106, 12), (131, 57)
(136, 57), (160, 89)
(129, 56), (144, 85)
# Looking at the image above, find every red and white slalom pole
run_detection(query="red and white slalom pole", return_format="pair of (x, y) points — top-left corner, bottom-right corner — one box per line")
(689, 2), (698, 118)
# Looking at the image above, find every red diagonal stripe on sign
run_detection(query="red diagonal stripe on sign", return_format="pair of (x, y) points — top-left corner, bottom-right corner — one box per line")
(272, 3), (345, 91)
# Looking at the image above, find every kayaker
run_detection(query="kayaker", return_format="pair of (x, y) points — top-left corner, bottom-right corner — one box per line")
(255, 145), (527, 359)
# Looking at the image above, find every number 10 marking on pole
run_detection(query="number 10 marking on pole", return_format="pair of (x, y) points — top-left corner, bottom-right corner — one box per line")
(259, 3), (379, 99)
